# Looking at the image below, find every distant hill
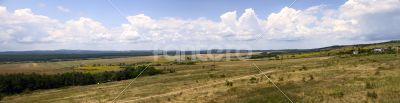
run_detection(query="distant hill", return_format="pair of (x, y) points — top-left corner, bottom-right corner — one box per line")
(0, 49), (250, 63)
(0, 40), (398, 63)
(256, 40), (400, 54)
(319, 40), (400, 50)
(0, 50), (153, 55)
(0, 50), (155, 63)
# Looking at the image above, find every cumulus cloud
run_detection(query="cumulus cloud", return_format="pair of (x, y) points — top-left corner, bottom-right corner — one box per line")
(60, 17), (110, 42)
(219, 8), (264, 40)
(120, 14), (228, 43)
(0, 6), (109, 44)
(0, 7), (60, 43)
(0, 0), (400, 50)
(262, 0), (400, 41)
(338, 0), (400, 40)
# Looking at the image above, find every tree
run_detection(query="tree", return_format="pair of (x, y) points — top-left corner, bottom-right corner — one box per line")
(0, 65), (162, 99)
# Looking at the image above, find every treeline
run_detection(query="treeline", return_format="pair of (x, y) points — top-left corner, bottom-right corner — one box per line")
(0, 50), (254, 63)
(339, 47), (399, 55)
(249, 52), (279, 59)
(0, 52), (155, 63)
(0, 65), (161, 100)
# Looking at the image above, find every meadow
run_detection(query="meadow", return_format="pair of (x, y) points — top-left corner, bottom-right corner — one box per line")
(0, 42), (399, 103)
(0, 53), (399, 102)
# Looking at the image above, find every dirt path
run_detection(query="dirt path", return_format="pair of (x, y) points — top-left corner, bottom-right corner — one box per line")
(118, 70), (275, 103)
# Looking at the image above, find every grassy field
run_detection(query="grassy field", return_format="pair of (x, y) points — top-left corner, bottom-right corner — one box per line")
(0, 53), (255, 74)
(0, 56), (157, 74)
(1, 53), (399, 103)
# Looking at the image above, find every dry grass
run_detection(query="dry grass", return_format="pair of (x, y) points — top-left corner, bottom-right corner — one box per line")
(0, 53), (255, 74)
(1, 54), (400, 103)
(0, 56), (157, 74)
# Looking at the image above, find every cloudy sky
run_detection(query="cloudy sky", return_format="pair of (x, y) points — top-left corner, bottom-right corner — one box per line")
(0, 0), (399, 51)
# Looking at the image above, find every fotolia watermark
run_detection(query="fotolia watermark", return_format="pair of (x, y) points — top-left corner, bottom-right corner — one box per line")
(151, 44), (255, 62)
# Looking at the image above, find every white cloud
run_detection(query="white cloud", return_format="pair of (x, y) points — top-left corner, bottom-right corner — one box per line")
(57, 6), (70, 13)
(218, 8), (265, 40)
(0, 6), (109, 44)
(339, 0), (400, 18)
(338, 0), (400, 40)
(265, 7), (316, 40)
(261, 0), (400, 41)
(1, 0), (400, 50)
(120, 14), (224, 42)
(0, 7), (61, 43)
(51, 17), (111, 43)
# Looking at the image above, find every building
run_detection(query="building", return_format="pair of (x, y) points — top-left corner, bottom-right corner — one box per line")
(373, 48), (383, 52)
(353, 50), (359, 54)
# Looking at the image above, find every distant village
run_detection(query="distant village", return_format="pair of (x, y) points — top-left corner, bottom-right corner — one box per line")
(351, 46), (400, 55)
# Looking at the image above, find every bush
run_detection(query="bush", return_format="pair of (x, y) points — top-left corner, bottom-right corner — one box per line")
(278, 77), (284, 81)
(249, 77), (258, 83)
(249, 53), (278, 59)
(168, 69), (176, 73)
(374, 70), (381, 75)
(220, 74), (226, 78)
(367, 91), (378, 99)
(332, 91), (344, 98)
(300, 65), (307, 71)
(225, 80), (233, 87)
(267, 75), (272, 79)
(174, 61), (196, 65)
(309, 75), (314, 81)
(365, 82), (375, 89)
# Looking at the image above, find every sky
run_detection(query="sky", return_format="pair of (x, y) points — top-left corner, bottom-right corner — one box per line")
(0, 0), (399, 51)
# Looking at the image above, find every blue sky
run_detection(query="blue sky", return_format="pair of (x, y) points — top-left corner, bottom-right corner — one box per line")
(1, 0), (346, 27)
(0, 0), (399, 51)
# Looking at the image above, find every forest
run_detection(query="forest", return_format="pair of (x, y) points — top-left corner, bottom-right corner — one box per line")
(0, 65), (161, 100)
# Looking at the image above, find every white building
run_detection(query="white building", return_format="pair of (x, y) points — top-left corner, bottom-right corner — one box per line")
(373, 48), (383, 52)
(353, 50), (359, 54)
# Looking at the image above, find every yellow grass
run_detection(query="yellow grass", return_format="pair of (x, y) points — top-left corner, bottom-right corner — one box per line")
(0, 53), (255, 74)
(1, 54), (399, 103)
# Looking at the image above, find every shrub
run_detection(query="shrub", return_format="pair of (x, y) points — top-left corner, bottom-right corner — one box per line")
(278, 77), (284, 81)
(300, 65), (307, 71)
(309, 75), (314, 81)
(377, 66), (386, 70)
(249, 77), (258, 83)
(267, 75), (272, 79)
(174, 61), (196, 65)
(332, 91), (344, 98)
(367, 91), (378, 99)
(169, 69), (176, 73)
(225, 80), (233, 87)
(374, 70), (381, 75)
(365, 82), (375, 89)
(249, 53), (278, 59)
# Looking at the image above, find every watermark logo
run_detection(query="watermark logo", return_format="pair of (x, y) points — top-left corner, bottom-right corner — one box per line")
(152, 44), (254, 62)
